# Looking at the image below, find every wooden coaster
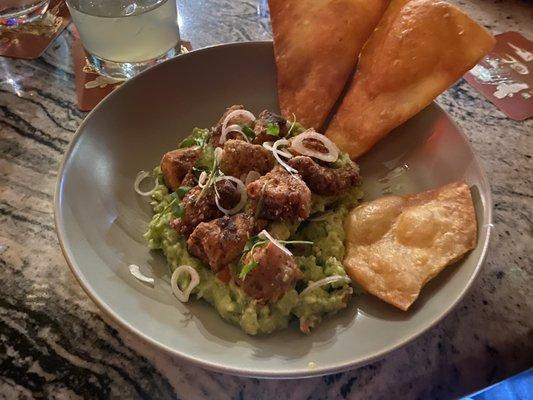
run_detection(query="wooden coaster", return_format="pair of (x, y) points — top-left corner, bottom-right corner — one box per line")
(72, 27), (191, 111)
(0, 0), (70, 59)
(464, 32), (532, 121)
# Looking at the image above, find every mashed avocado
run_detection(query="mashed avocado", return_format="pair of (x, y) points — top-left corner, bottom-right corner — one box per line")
(144, 128), (364, 335)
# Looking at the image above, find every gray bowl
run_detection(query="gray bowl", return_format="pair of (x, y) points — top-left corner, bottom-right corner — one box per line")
(54, 42), (492, 378)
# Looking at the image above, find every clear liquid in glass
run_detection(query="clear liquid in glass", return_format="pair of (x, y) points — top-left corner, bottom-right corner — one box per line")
(67, 0), (180, 79)
(0, 0), (50, 25)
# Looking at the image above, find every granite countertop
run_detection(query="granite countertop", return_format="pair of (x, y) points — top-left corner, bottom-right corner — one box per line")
(1, 0), (531, 398)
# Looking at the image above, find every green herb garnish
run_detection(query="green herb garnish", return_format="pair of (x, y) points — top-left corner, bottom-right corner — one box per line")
(179, 136), (205, 148)
(155, 186), (190, 223)
(240, 124), (256, 141)
(238, 235), (266, 279)
(175, 186), (191, 198)
(153, 197), (178, 224)
(171, 202), (184, 217)
(238, 234), (313, 280)
(266, 122), (280, 137)
(179, 128), (211, 148)
(238, 260), (258, 280)
(285, 113), (306, 138)
(196, 153), (222, 204)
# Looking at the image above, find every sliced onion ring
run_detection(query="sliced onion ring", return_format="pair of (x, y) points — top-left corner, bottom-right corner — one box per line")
(272, 139), (298, 174)
(220, 109), (256, 145)
(299, 275), (351, 297)
(258, 229), (292, 256)
(262, 141), (292, 158)
(214, 146), (224, 164)
(129, 264), (155, 285)
(290, 131), (339, 163)
(214, 175), (247, 215)
(171, 265), (200, 302)
(134, 170), (157, 197)
(198, 171), (208, 188)
(224, 124), (251, 143)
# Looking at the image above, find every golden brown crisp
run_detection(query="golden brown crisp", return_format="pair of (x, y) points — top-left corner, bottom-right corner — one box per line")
(343, 181), (477, 311)
(269, 0), (389, 129)
(326, 0), (495, 159)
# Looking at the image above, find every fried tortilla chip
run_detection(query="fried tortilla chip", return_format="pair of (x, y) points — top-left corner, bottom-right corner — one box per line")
(325, 0), (496, 159)
(343, 181), (477, 310)
(269, 0), (389, 129)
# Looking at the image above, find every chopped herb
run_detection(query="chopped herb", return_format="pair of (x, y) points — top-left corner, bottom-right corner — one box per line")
(179, 136), (204, 148)
(240, 124), (256, 141)
(158, 186), (191, 221)
(286, 114), (306, 138)
(196, 154), (221, 204)
(242, 238), (255, 253)
(238, 260), (258, 280)
(242, 235), (262, 254)
(238, 234), (313, 280)
(176, 186), (191, 199)
(171, 202), (184, 217)
(238, 235), (267, 279)
(153, 197), (177, 223)
(266, 122), (280, 137)
(179, 128), (211, 148)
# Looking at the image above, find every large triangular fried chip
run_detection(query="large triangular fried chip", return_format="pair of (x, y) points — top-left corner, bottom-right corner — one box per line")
(325, 0), (495, 159)
(343, 181), (477, 311)
(269, 0), (389, 129)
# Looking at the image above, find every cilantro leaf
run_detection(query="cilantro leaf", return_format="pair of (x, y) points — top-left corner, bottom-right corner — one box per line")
(240, 124), (256, 141)
(239, 260), (258, 280)
(243, 239), (254, 253)
(171, 202), (184, 217)
(179, 137), (203, 148)
(243, 235), (261, 253)
(176, 186), (191, 199)
(266, 122), (280, 137)
(179, 128), (211, 148)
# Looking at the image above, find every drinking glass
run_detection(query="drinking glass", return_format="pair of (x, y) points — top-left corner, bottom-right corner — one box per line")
(0, 0), (50, 26)
(66, 0), (181, 79)
(257, 0), (269, 17)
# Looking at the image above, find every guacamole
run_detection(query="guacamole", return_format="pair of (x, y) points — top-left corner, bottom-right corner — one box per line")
(144, 124), (363, 335)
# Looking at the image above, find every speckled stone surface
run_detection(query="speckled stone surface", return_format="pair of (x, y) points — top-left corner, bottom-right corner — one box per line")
(1, 0), (532, 399)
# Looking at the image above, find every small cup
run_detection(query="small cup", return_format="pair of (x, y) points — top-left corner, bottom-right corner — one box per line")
(0, 0), (50, 26)
(66, 0), (181, 80)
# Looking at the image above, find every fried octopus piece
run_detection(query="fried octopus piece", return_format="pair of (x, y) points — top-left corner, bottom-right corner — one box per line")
(287, 156), (360, 195)
(187, 213), (261, 273)
(247, 166), (311, 220)
(170, 181), (240, 237)
(240, 241), (303, 303)
(160, 147), (201, 191)
(219, 139), (275, 178)
(211, 105), (254, 147)
(252, 110), (289, 144)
